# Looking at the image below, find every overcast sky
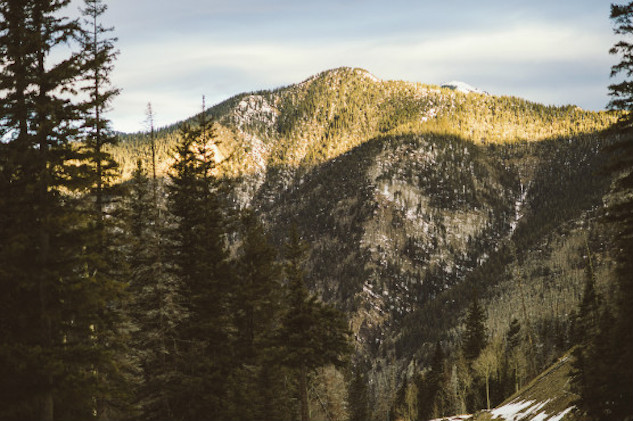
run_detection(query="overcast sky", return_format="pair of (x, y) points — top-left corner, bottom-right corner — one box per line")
(67, 0), (616, 133)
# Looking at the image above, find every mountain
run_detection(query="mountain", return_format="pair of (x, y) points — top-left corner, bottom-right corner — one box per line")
(112, 67), (621, 420)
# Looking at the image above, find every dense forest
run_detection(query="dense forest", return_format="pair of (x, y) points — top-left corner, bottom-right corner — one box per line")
(1, 1), (632, 421)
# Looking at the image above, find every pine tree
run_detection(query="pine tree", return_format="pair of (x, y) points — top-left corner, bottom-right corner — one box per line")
(277, 226), (352, 421)
(572, 6), (633, 416)
(76, 2), (133, 418)
(166, 115), (233, 420)
(0, 1), (128, 419)
(125, 161), (185, 421)
(223, 210), (285, 420)
(462, 294), (488, 361)
(417, 342), (448, 421)
(605, 5), (633, 418)
(571, 245), (613, 419)
(233, 210), (281, 361)
(608, 1), (633, 127)
(348, 363), (370, 421)
(78, 0), (120, 221)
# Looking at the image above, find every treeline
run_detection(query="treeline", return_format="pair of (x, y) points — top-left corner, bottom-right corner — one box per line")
(0, 2), (350, 420)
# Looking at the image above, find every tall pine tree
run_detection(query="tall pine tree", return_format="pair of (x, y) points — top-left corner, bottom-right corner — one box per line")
(125, 160), (186, 421)
(166, 113), (233, 420)
(277, 226), (352, 421)
(462, 294), (488, 362)
(233, 210), (281, 361)
(77, 2), (132, 417)
(609, 1), (633, 127)
(0, 1), (126, 419)
(572, 4), (633, 419)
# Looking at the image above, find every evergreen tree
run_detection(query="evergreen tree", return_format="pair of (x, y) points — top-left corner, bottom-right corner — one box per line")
(78, 0), (119, 220)
(572, 6), (633, 417)
(76, 2), (133, 417)
(417, 342), (448, 421)
(233, 209), (281, 362)
(223, 210), (286, 420)
(348, 363), (370, 421)
(462, 294), (488, 361)
(125, 161), (185, 421)
(572, 250), (601, 345)
(571, 245), (615, 419)
(277, 226), (352, 421)
(0, 1), (125, 419)
(608, 1), (633, 127)
(605, 5), (633, 418)
(606, 181), (633, 420)
(166, 116), (233, 420)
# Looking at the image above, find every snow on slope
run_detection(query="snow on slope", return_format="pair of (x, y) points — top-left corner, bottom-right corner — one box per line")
(489, 399), (573, 421)
(441, 81), (488, 95)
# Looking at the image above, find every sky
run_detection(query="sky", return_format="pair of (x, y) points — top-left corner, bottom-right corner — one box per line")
(67, 0), (617, 133)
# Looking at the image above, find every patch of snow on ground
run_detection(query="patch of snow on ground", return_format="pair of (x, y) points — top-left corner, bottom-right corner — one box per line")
(525, 400), (551, 421)
(490, 400), (535, 421)
(428, 415), (471, 421)
(547, 407), (574, 421)
(489, 399), (573, 421)
(509, 184), (529, 235)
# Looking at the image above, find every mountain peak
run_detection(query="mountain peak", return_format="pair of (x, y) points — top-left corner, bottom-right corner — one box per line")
(300, 67), (382, 86)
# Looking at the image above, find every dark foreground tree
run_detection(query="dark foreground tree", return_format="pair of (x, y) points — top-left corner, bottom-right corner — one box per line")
(79, 0), (120, 221)
(462, 294), (488, 362)
(166, 116), (233, 420)
(572, 4), (633, 419)
(0, 1), (126, 419)
(233, 210), (281, 362)
(609, 1), (633, 127)
(348, 362), (370, 421)
(126, 161), (186, 421)
(277, 227), (352, 421)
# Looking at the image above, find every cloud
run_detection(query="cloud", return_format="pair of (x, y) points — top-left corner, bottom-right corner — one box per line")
(107, 18), (613, 132)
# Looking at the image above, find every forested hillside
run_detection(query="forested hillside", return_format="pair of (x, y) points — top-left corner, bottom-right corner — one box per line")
(110, 68), (624, 420)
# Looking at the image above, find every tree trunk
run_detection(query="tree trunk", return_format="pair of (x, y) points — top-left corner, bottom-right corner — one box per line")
(514, 362), (519, 394)
(299, 364), (310, 421)
(485, 373), (490, 411)
(35, 4), (54, 418)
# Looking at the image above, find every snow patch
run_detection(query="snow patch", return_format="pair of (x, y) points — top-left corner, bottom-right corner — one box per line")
(547, 407), (573, 421)
(490, 400), (535, 420)
(509, 183), (529, 235)
(428, 415), (471, 421)
(441, 81), (488, 95)
(490, 399), (574, 421)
